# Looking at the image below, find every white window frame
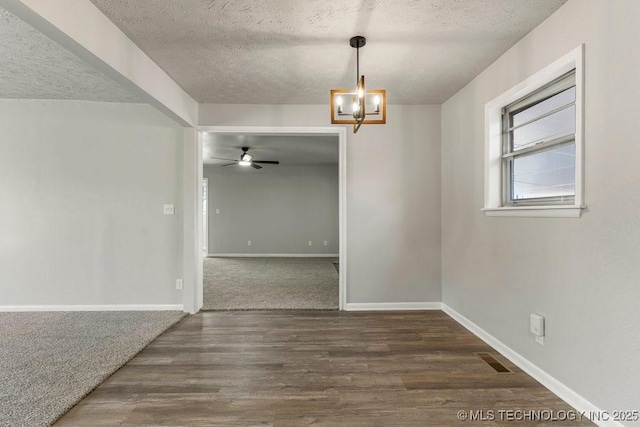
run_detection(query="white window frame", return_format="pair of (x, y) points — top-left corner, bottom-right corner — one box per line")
(483, 45), (585, 218)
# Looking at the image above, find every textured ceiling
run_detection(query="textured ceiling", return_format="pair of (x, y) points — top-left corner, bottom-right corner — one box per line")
(203, 134), (338, 166)
(0, 6), (139, 102)
(90, 0), (566, 104)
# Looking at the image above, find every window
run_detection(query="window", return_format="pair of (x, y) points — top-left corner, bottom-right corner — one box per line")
(483, 45), (584, 218)
(502, 71), (576, 206)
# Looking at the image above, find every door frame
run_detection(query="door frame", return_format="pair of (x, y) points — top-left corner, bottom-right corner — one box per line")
(194, 126), (348, 311)
(202, 177), (208, 256)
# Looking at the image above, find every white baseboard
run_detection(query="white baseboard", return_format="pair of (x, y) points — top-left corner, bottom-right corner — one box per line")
(207, 253), (339, 258)
(442, 304), (621, 427)
(345, 302), (443, 311)
(0, 304), (184, 312)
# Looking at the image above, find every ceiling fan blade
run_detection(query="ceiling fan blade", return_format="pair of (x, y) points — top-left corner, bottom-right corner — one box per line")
(253, 160), (280, 164)
(250, 163), (263, 169)
(220, 162), (237, 167)
(211, 157), (237, 161)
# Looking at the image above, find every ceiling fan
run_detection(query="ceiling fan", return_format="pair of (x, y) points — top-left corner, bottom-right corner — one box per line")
(211, 147), (280, 169)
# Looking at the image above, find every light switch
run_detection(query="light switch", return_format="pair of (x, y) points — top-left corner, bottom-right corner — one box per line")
(163, 204), (175, 215)
(216, 209), (220, 214)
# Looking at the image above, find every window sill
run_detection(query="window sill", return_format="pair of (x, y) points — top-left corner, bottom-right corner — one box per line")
(482, 205), (584, 218)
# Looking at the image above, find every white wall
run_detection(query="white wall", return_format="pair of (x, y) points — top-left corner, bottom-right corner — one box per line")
(205, 164), (339, 255)
(0, 100), (184, 306)
(200, 104), (441, 304)
(441, 0), (640, 418)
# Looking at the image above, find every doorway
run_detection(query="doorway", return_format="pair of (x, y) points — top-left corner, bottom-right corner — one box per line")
(195, 126), (347, 310)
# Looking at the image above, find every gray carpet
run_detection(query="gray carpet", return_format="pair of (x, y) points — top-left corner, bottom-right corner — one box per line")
(203, 257), (339, 310)
(0, 311), (185, 427)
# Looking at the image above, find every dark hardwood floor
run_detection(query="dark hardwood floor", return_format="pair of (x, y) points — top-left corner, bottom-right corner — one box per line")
(55, 311), (592, 426)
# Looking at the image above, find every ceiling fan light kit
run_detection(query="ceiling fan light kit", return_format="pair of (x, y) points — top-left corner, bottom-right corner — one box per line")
(211, 147), (280, 170)
(331, 36), (386, 133)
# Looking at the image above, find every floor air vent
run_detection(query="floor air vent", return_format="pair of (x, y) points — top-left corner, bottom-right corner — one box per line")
(476, 352), (511, 373)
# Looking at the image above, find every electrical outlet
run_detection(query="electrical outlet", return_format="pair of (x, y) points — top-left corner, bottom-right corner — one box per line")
(530, 313), (545, 345)
(176, 279), (183, 290)
(308, 241), (312, 246)
(248, 240), (252, 246)
(324, 241), (328, 246)
(163, 204), (175, 215)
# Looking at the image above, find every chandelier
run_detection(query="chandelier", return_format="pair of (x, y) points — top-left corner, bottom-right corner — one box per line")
(331, 36), (386, 133)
